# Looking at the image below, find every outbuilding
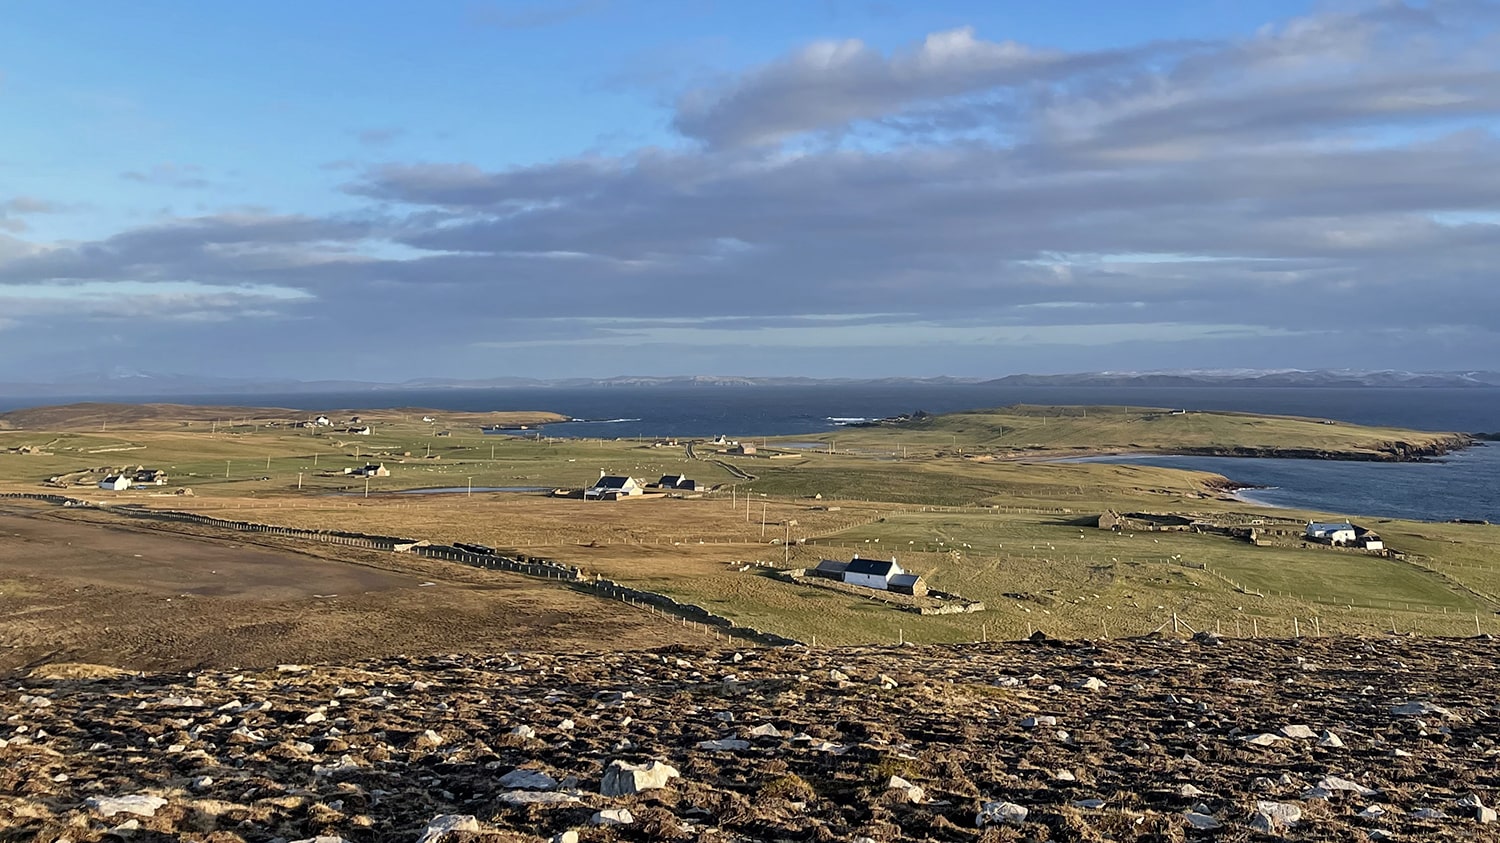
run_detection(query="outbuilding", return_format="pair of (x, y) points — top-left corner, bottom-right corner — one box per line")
(97, 475), (131, 491)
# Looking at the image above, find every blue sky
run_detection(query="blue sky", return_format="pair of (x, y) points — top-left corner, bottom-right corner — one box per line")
(2, 1), (1498, 382)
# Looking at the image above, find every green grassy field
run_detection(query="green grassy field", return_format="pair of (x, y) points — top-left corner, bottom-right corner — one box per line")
(772, 404), (1467, 459)
(3, 402), (1496, 646)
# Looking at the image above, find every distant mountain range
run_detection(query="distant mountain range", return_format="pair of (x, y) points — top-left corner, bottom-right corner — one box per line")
(1, 369), (1498, 397)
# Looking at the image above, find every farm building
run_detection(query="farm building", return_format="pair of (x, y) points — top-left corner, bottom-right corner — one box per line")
(811, 559), (849, 580)
(1305, 521), (1357, 545)
(844, 557), (904, 590)
(132, 468), (168, 485)
(345, 426), (372, 435)
(315, 415), (331, 426)
(655, 474), (698, 491)
(730, 443), (757, 455)
(889, 573), (928, 596)
(585, 475), (645, 500)
(97, 475), (131, 491)
(347, 463), (390, 478)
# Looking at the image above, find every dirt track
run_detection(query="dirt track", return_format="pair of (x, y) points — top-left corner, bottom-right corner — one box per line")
(0, 503), (690, 674)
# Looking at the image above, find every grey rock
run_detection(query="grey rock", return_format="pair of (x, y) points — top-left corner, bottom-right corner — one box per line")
(977, 801), (1028, 826)
(496, 791), (579, 806)
(1184, 811), (1221, 830)
(1319, 776), (1379, 797)
(415, 815), (480, 843)
(591, 808), (635, 825)
(497, 768), (559, 790)
(698, 738), (751, 751)
(1280, 724), (1317, 739)
(600, 759), (680, 796)
(84, 795), (168, 817)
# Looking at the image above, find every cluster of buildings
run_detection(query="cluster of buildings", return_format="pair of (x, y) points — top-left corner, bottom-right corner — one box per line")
(583, 473), (699, 500)
(1304, 521), (1383, 550)
(97, 467), (168, 491)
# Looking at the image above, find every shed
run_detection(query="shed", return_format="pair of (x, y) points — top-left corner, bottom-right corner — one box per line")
(889, 573), (928, 596)
(811, 559), (849, 580)
(97, 475), (131, 491)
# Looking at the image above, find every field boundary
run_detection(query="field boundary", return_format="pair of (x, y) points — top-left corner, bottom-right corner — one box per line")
(0, 493), (801, 648)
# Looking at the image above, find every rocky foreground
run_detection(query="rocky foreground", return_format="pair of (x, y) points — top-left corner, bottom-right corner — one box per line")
(5, 636), (1500, 842)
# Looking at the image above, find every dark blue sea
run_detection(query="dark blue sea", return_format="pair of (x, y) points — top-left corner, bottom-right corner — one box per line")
(2, 385), (1496, 522)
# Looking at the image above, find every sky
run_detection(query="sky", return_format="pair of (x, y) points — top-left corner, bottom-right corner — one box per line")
(2, 0), (1499, 383)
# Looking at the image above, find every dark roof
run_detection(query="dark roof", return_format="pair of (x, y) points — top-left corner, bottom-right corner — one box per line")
(845, 557), (898, 577)
(889, 573), (923, 588)
(814, 559), (849, 575)
(593, 475), (634, 489)
(658, 474), (687, 486)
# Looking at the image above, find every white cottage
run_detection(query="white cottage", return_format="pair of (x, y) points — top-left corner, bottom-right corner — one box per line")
(97, 475), (131, 491)
(585, 475), (645, 500)
(1305, 521), (1357, 545)
(843, 556), (904, 590)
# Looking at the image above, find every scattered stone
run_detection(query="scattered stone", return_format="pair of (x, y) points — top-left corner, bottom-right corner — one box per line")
(977, 801), (1028, 826)
(497, 791), (580, 806)
(1076, 677), (1107, 691)
(1280, 724), (1317, 739)
(592, 808), (634, 825)
(1319, 730), (1345, 748)
(498, 768), (559, 790)
(888, 776), (924, 803)
(84, 795), (168, 817)
(415, 814), (480, 843)
(747, 723), (782, 738)
(1252, 801), (1302, 832)
(1320, 775), (1380, 797)
(1244, 732), (1285, 746)
(1184, 811), (1222, 830)
(1021, 715), (1057, 729)
(601, 759), (680, 796)
(1391, 701), (1451, 718)
(1072, 798), (1106, 809)
(696, 739), (750, 751)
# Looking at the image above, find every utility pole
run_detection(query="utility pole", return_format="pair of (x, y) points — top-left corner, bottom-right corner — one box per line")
(364, 476), (370, 498)
(266, 455), (271, 470)
(297, 472), (303, 490)
(225, 460), (230, 479)
(761, 502), (767, 538)
(467, 476), (472, 497)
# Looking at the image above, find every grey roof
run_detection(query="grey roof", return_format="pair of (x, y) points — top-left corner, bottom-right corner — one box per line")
(845, 557), (898, 577)
(1306, 521), (1355, 532)
(592, 475), (634, 489)
(889, 573), (922, 588)
(814, 559), (849, 574)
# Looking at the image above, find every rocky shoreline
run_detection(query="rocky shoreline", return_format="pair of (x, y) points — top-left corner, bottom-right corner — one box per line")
(5, 636), (1500, 841)
(1163, 433), (1476, 463)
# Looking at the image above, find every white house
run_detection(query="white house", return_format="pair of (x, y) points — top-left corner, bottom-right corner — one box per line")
(585, 475), (645, 500)
(1306, 521), (1357, 545)
(315, 415), (331, 426)
(843, 556), (904, 590)
(98, 475), (131, 491)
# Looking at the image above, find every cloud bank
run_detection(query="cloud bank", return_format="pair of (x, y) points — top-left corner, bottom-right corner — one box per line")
(3, 1), (1499, 380)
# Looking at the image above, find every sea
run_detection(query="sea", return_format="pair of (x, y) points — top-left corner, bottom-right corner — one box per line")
(2, 384), (1496, 523)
